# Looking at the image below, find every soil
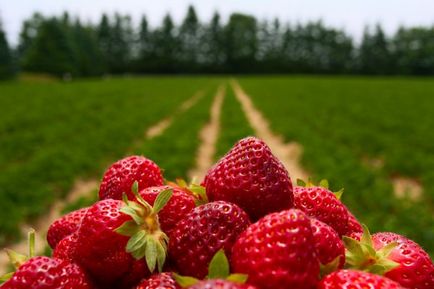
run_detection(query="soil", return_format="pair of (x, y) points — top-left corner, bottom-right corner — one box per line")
(188, 85), (225, 181)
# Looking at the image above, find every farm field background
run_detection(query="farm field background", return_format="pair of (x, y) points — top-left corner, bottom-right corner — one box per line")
(0, 75), (433, 258)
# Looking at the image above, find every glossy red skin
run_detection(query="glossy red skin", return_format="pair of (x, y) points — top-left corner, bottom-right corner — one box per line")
(372, 232), (434, 289)
(47, 207), (88, 249)
(188, 279), (258, 289)
(1, 256), (94, 289)
(319, 270), (404, 289)
(53, 233), (78, 263)
(135, 272), (179, 289)
(99, 155), (163, 200)
(204, 137), (293, 221)
(139, 186), (196, 235)
(311, 218), (345, 268)
(344, 210), (363, 239)
(74, 199), (149, 288)
(293, 186), (349, 236)
(169, 201), (250, 279)
(231, 209), (320, 289)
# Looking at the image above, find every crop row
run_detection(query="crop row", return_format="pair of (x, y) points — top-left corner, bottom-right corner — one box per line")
(0, 77), (214, 244)
(238, 76), (434, 255)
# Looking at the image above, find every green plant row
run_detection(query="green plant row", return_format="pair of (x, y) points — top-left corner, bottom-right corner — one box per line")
(238, 76), (434, 256)
(0, 77), (214, 244)
(214, 85), (255, 161)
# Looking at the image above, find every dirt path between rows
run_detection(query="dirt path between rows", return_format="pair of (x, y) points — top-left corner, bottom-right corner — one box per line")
(188, 85), (225, 181)
(231, 80), (309, 182)
(146, 91), (204, 139)
(0, 179), (98, 274)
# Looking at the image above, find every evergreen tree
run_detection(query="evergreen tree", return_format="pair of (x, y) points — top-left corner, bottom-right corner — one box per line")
(97, 14), (111, 73)
(23, 18), (78, 77)
(110, 14), (130, 73)
(72, 20), (104, 76)
(151, 14), (179, 73)
(202, 12), (225, 72)
(0, 20), (14, 79)
(225, 13), (258, 73)
(136, 15), (151, 72)
(179, 5), (201, 72)
(359, 24), (391, 74)
(17, 13), (44, 59)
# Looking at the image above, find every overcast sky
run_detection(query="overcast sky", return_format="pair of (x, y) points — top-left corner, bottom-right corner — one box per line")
(1, 0), (434, 45)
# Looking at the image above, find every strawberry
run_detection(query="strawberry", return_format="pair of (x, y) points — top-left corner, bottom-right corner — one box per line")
(311, 218), (345, 272)
(187, 280), (257, 289)
(47, 207), (88, 249)
(1, 257), (94, 289)
(99, 155), (164, 200)
(294, 180), (350, 236)
(169, 201), (250, 279)
(344, 211), (363, 239)
(231, 209), (320, 289)
(139, 185), (196, 235)
(0, 230), (93, 289)
(344, 228), (434, 289)
(204, 137), (293, 220)
(319, 269), (404, 289)
(53, 233), (78, 263)
(74, 186), (173, 288)
(136, 272), (180, 289)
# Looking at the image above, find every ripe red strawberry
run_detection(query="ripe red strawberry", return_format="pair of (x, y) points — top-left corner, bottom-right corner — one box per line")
(139, 186), (196, 235)
(344, 211), (363, 239)
(74, 188), (173, 288)
(187, 280), (258, 289)
(53, 233), (78, 263)
(99, 155), (163, 200)
(311, 218), (345, 270)
(1, 256), (94, 289)
(169, 201), (250, 279)
(319, 270), (404, 289)
(345, 228), (434, 289)
(372, 232), (434, 289)
(293, 180), (350, 236)
(231, 209), (320, 289)
(47, 207), (88, 249)
(135, 272), (180, 289)
(204, 137), (293, 220)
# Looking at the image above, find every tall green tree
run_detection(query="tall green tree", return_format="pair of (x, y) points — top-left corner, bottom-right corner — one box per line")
(151, 14), (179, 73)
(23, 18), (78, 77)
(109, 14), (133, 73)
(72, 20), (104, 76)
(0, 20), (14, 79)
(393, 26), (434, 75)
(17, 13), (44, 59)
(202, 12), (225, 72)
(359, 24), (391, 74)
(179, 5), (201, 72)
(97, 14), (111, 73)
(225, 13), (258, 72)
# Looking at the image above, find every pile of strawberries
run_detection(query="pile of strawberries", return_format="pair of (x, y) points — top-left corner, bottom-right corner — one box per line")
(1, 137), (433, 289)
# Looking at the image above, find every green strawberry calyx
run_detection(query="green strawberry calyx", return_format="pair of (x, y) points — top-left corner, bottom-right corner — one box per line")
(115, 181), (173, 273)
(174, 250), (248, 287)
(296, 178), (344, 199)
(0, 229), (36, 283)
(167, 177), (208, 206)
(343, 224), (399, 275)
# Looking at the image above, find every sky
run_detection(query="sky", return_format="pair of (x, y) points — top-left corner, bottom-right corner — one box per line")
(1, 0), (434, 45)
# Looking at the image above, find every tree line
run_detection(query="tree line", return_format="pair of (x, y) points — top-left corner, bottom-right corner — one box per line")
(1, 6), (434, 79)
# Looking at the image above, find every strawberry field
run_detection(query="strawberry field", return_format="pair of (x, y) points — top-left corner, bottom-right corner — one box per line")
(0, 75), (433, 261)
